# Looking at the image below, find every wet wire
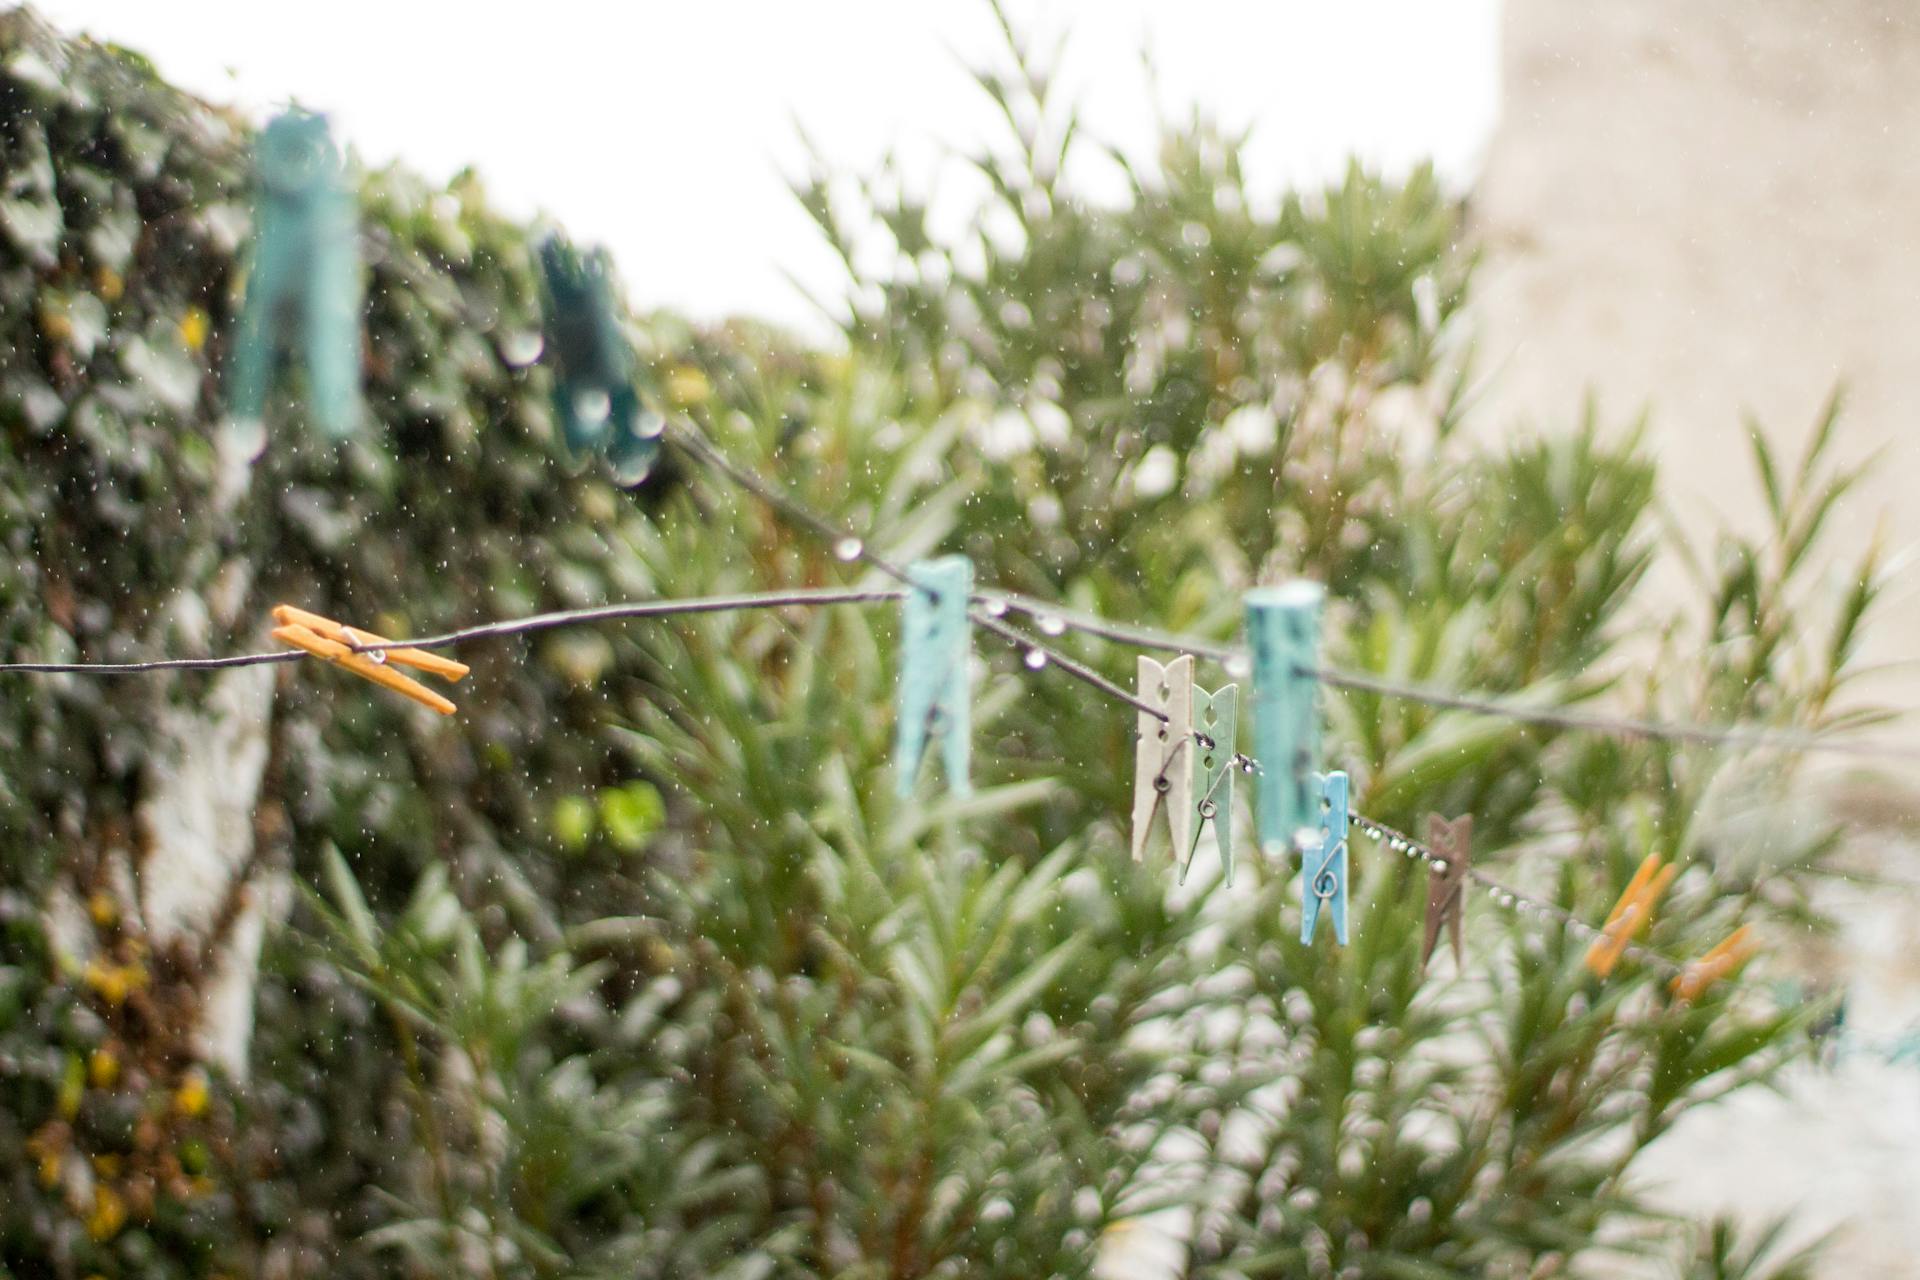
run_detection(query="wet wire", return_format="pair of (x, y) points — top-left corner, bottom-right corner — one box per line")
(1, 414), (1913, 772)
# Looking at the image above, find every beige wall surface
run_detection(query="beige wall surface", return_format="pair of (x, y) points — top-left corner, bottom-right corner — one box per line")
(1472, 3), (1920, 1273)
(1473, 0), (1920, 709)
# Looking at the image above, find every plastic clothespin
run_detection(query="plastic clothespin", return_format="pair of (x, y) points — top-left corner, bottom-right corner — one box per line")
(1131, 655), (1194, 862)
(1584, 852), (1677, 978)
(1247, 582), (1324, 857)
(1671, 924), (1756, 1002)
(1182, 681), (1238, 885)
(1301, 770), (1350, 945)
(1421, 814), (1472, 975)
(895, 556), (972, 798)
(228, 111), (363, 439)
(536, 235), (661, 486)
(270, 604), (469, 716)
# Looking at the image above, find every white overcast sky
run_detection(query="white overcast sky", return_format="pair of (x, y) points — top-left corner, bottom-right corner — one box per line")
(36, 1), (1502, 333)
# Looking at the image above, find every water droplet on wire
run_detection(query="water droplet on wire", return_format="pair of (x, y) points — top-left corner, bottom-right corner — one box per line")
(1023, 649), (1049, 670)
(500, 330), (544, 366)
(1037, 615), (1067, 637)
(573, 389), (611, 426)
(984, 598), (1009, 617)
(1224, 653), (1252, 679)
(834, 537), (864, 562)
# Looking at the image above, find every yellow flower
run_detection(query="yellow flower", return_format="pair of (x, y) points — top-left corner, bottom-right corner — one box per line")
(180, 306), (209, 351)
(88, 1048), (120, 1089)
(86, 892), (117, 928)
(174, 1070), (209, 1119)
(86, 1185), (127, 1241)
(89, 1154), (121, 1178)
(81, 959), (144, 1006)
(666, 364), (711, 408)
(37, 1152), (60, 1189)
(96, 267), (123, 302)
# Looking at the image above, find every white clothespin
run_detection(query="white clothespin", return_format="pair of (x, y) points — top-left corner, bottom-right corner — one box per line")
(1131, 654), (1194, 861)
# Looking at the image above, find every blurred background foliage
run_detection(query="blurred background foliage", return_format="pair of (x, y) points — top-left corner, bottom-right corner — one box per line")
(0, 6), (1887, 1278)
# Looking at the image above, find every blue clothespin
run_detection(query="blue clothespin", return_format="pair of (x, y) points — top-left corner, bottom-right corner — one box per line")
(1181, 682), (1237, 885)
(535, 235), (659, 486)
(1301, 770), (1349, 945)
(228, 111), (363, 438)
(895, 556), (972, 798)
(1247, 582), (1324, 855)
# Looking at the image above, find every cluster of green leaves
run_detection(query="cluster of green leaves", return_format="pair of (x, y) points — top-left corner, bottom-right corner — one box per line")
(0, 5), (1889, 1279)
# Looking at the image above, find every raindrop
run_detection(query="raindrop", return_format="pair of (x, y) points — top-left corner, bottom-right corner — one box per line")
(636, 411), (666, 439)
(500, 330), (544, 367)
(1224, 653), (1252, 679)
(984, 598), (1009, 617)
(1023, 649), (1049, 670)
(573, 389), (611, 425)
(834, 537), (864, 562)
(1037, 614), (1067, 637)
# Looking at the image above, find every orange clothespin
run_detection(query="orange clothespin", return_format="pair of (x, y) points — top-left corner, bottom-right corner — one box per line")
(271, 604), (468, 715)
(1671, 925), (1756, 1002)
(1584, 852), (1677, 978)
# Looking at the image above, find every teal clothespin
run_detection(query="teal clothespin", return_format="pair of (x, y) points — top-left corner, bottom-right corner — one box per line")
(535, 235), (660, 486)
(1182, 682), (1237, 884)
(1247, 581), (1324, 855)
(1301, 770), (1349, 945)
(895, 556), (972, 798)
(228, 110), (363, 438)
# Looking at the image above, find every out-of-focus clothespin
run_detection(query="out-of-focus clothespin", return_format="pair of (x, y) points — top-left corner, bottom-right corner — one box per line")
(1421, 814), (1472, 975)
(536, 235), (660, 486)
(1671, 924), (1756, 1002)
(228, 111), (363, 439)
(1584, 852), (1677, 978)
(271, 604), (468, 715)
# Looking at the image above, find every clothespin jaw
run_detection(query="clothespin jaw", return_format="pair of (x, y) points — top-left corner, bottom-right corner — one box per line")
(1584, 851), (1677, 978)
(1247, 582), (1324, 857)
(1131, 655), (1194, 863)
(1421, 814), (1472, 975)
(536, 236), (658, 485)
(1182, 683), (1238, 885)
(228, 110), (363, 439)
(1671, 924), (1756, 1002)
(271, 604), (469, 716)
(1301, 770), (1349, 946)
(894, 557), (973, 798)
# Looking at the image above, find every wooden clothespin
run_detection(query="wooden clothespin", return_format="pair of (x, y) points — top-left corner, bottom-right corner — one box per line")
(894, 557), (972, 798)
(1421, 814), (1472, 975)
(1301, 770), (1350, 946)
(1131, 655), (1194, 862)
(1181, 681), (1238, 885)
(271, 604), (469, 716)
(1671, 925), (1755, 1002)
(1584, 852), (1677, 978)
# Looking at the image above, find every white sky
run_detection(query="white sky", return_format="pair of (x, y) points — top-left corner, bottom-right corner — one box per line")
(36, 1), (1501, 334)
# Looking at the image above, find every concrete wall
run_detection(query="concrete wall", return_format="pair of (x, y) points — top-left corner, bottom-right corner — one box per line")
(1472, 3), (1920, 1273)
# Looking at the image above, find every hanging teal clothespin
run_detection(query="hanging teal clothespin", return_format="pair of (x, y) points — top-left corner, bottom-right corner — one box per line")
(1247, 582), (1324, 855)
(1301, 770), (1349, 945)
(228, 110), (363, 439)
(1182, 682), (1237, 884)
(895, 556), (972, 798)
(535, 235), (660, 486)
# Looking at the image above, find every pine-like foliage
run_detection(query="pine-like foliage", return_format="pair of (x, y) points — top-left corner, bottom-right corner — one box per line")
(0, 7), (1886, 1279)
